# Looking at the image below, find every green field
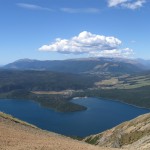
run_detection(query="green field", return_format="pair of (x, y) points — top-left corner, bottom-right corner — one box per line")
(94, 72), (150, 89)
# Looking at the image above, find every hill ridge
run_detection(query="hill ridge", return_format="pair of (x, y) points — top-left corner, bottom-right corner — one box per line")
(0, 112), (116, 150)
(84, 113), (150, 149)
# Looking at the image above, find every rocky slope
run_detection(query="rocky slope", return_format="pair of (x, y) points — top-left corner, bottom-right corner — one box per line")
(0, 112), (116, 150)
(84, 113), (150, 150)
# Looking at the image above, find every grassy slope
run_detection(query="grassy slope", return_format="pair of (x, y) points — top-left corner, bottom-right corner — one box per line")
(84, 113), (150, 149)
(0, 112), (37, 128)
(0, 112), (116, 150)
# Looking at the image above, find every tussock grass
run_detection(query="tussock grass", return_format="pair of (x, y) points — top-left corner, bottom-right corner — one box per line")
(0, 112), (37, 128)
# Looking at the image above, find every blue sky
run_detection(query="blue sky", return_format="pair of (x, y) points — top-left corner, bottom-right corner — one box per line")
(0, 0), (150, 64)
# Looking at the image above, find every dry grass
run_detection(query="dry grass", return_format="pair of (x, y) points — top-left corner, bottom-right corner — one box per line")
(0, 112), (117, 150)
(0, 112), (37, 128)
(84, 113), (150, 149)
(32, 90), (75, 95)
(95, 74), (150, 90)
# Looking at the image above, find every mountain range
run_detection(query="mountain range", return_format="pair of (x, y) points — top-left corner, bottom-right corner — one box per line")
(2, 57), (150, 74)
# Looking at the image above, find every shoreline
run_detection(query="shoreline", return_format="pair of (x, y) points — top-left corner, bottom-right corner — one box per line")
(71, 96), (150, 111)
(1, 95), (150, 112)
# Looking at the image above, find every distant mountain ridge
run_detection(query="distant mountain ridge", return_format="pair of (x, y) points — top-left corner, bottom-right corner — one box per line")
(2, 57), (149, 74)
(136, 58), (150, 69)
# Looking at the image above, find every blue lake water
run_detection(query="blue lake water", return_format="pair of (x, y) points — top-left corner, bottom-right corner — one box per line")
(0, 97), (149, 137)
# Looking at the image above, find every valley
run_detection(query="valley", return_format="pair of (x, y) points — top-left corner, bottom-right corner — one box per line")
(0, 58), (150, 112)
(0, 58), (150, 149)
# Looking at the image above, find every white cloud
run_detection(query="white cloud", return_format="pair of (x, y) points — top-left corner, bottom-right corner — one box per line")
(108, 0), (146, 9)
(17, 3), (100, 14)
(91, 48), (134, 58)
(108, 0), (128, 7)
(122, 0), (146, 9)
(60, 8), (100, 13)
(39, 31), (134, 58)
(16, 3), (53, 11)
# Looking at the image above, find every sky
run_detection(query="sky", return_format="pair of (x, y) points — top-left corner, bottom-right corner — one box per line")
(0, 0), (150, 64)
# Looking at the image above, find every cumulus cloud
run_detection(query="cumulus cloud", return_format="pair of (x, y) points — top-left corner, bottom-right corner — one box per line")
(16, 3), (53, 11)
(39, 31), (134, 58)
(122, 0), (146, 9)
(108, 0), (146, 9)
(90, 48), (134, 58)
(60, 8), (100, 13)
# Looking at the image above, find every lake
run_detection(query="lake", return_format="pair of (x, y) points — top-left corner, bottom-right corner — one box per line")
(0, 97), (149, 137)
